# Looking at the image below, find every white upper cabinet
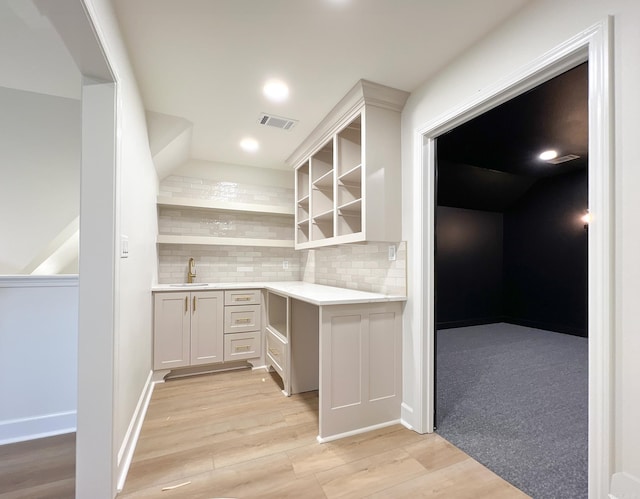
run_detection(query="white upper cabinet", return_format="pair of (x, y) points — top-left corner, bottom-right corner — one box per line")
(288, 80), (409, 249)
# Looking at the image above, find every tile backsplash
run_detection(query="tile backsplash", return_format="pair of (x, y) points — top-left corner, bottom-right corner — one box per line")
(158, 207), (293, 241)
(159, 245), (301, 283)
(157, 175), (406, 295)
(159, 175), (293, 208)
(301, 242), (406, 296)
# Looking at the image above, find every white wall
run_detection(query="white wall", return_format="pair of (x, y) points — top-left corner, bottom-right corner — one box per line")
(0, 86), (80, 274)
(401, 0), (640, 490)
(0, 276), (78, 443)
(86, 0), (160, 486)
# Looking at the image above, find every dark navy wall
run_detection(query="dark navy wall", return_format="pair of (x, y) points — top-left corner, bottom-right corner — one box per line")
(503, 170), (588, 336)
(436, 169), (587, 336)
(436, 206), (504, 328)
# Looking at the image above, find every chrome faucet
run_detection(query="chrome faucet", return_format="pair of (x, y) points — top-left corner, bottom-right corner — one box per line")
(187, 257), (196, 283)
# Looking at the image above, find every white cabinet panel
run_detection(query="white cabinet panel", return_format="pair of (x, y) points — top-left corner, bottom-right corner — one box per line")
(369, 312), (398, 401)
(190, 291), (224, 365)
(153, 292), (190, 370)
(319, 302), (402, 440)
(290, 299), (319, 395)
(329, 314), (363, 409)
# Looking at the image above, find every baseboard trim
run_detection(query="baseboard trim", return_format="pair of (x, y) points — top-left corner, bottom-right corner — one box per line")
(437, 317), (505, 330)
(503, 317), (587, 337)
(0, 411), (76, 445)
(610, 472), (640, 499)
(116, 370), (154, 492)
(316, 419), (401, 444)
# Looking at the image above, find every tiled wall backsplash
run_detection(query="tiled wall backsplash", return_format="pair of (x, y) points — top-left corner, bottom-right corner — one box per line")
(159, 175), (293, 208)
(157, 175), (406, 295)
(158, 207), (294, 240)
(301, 242), (407, 296)
(159, 245), (301, 283)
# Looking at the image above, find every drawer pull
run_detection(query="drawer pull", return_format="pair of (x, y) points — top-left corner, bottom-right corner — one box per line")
(235, 345), (251, 352)
(235, 318), (252, 324)
(235, 296), (251, 301)
(268, 348), (280, 357)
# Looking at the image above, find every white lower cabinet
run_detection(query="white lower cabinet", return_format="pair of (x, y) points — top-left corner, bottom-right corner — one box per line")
(223, 289), (262, 363)
(153, 290), (224, 370)
(153, 283), (403, 442)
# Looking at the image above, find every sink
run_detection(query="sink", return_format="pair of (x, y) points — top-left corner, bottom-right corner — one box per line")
(168, 283), (209, 287)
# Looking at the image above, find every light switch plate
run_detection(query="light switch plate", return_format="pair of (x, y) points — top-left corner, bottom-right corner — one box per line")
(120, 235), (129, 258)
(388, 244), (396, 261)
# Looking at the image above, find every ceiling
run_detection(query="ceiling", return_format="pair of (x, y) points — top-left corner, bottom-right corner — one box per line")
(437, 62), (588, 211)
(112, 0), (531, 172)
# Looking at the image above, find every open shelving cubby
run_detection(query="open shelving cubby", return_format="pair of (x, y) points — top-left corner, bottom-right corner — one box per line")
(295, 161), (311, 245)
(336, 115), (362, 237)
(267, 291), (288, 339)
(288, 80), (409, 249)
(310, 140), (335, 241)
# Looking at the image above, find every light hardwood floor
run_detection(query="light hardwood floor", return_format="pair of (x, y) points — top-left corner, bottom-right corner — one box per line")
(0, 368), (530, 499)
(118, 368), (529, 499)
(0, 432), (75, 499)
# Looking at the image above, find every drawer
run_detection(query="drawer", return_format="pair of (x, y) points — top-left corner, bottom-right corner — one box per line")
(266, 328), (287, 376)
(224, 331), (261, 361)
(225, 289), (261, 306)
(224, 304), (261, 333)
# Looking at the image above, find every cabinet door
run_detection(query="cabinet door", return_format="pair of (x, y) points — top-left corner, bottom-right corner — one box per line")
(190, 291), (224, 365)
(154, 292), (190, 370)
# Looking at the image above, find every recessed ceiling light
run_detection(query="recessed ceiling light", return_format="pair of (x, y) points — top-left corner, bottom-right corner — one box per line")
(539, 149), (558, 161)
(263, 79), (289, 102)
(240, 138), (259, 152)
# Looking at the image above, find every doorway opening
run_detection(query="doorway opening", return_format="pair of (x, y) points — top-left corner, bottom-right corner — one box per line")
(434, 63), (588, 498)
(414, 19), (613, 498)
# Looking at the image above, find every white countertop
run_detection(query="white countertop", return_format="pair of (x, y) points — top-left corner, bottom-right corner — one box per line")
(152, 281), (406, 306)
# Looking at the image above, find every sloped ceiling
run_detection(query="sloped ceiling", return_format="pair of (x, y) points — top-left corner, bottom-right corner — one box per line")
(112, 0), (531, 172)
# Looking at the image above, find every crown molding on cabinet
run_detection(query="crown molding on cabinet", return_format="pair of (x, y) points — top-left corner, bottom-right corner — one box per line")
(286, 79), (409, 169)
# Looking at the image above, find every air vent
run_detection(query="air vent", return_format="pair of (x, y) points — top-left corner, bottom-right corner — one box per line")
(258, 113), (298, 131)
(547, 154), (580, 164)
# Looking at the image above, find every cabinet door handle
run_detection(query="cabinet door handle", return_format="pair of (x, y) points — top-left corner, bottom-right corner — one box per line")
(185, 296), (188, 312)
(193, 296), (196, 312)
(268, 348), (279, 357)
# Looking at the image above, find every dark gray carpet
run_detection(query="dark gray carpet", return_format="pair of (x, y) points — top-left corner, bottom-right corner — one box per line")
(436, 323), (588, 499)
